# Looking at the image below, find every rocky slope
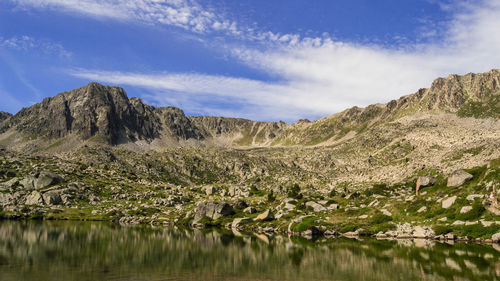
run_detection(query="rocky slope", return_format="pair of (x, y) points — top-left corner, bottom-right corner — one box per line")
(0, 69), (499, 243)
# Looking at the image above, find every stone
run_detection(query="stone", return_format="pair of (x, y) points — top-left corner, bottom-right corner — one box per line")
(19, 177), (36, 190)
(0, 193), (13, 206)
(358, 214), (368, 219)
(324, 230), (337, 237)
(243, 206), (257, 214)
(255, 209), (275, 221)
(460, 206), (473, 214)
(42, 191), (62, 205)
(25, 191), (45, 205)
(466, 194), (484, 201)
(413, 226), (435, 238)
(305, 201), (326, 212)
(284, 203), (295, 210)
(492, 233), (500, 242)
(232, 217), (251, 229)
(204, 186), (217, 195)
(447, 170), (473, 187)
(445, 233), (456, 240)
(193, 202), (234, 223)
(328, 204), (339, 210)
(452, 220), (465, 225)
(442, 196), (457, 209)
(35, 171), (63, 189)
(302, 226), (323, 237)
(417, 206), (427, 213)
(416, 176), (435, 195)
(381, 209), (392, 216)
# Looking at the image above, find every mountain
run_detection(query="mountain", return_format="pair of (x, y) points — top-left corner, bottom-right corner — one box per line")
(1, 69), (500, 241)
(1, 70), (499, 152)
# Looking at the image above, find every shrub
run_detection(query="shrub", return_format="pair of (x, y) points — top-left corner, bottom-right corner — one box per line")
(456, 202), (485, 221)
(434, 225), (453, 235)
(267, 191), (276, 202)
(288, 183), (303, 199)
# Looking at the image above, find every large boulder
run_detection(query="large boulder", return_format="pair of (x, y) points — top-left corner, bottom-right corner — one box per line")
(492, 233), (500, 242)
(0, 193), (13, 206)
(305, 201), (326, 212)
(193, 202), (234, 223)
(447, 170), (473, 187)
(204, 186), (217, 196)
(232, 217), (251, 229)
(442, 196), (457, 209)
(416, 176), (435, 195)
(42, 191), (62, 205)
(255, 209), (275, 221)
(35, 171), (63, 189)
(19, 177), (36, 190)
(413, 226), (435, 238)
(25, 191), (45, 205)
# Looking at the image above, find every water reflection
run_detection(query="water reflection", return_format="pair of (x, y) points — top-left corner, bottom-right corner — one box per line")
(0, 221), (499, 281)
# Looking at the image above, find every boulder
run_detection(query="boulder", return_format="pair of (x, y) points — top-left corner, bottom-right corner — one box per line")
(328, 204), (339, 210)
(19, 177), (36, 190)
(42, 191), (62, 205)
(302, 226), (323, 237)
(193, 202), (234, 223)
(0, 193), (13, 206)
(255, 209), (275, 221)
(204, 186), (217, 196)
(447, 170), (473, 187)
(417, 206), (427, 213)
(492, 233), (500, 242)
(25, 191), (45, 205)
(243, 206), (257, 214)
(460, 206), (473, 214)
(381, 209), (392, 216)
(413, 226), (435, 238)
(416, 176), (435, 195)
(232, 217), (251, 229)
(35, 171), (63, 189)
(305, 201), (326, 212)
(442, 196), (457, 209)
(466, 194), (484, 201)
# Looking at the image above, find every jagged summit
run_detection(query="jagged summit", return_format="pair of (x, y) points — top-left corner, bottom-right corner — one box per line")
(0, 69), (499, 151)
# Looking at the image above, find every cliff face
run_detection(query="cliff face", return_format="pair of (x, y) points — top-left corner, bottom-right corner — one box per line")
(0, 69), (499, 149)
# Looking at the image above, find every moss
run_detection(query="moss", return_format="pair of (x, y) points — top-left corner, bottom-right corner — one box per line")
(291, 216), (319, 232)
(434, 225), (453, 235)
(370, 212), (392, 225)
(455, 202), (485, 221)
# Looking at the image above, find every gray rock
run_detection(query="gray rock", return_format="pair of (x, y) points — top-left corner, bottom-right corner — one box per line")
(417, 206), (427, 213)
(35, 171), (63, 189)
(460, 206), (473, 214)
(42, 191), (62, 205)
(19, 177), (36, 190)
(25, 191), (45, 205)
(442, 196), (457, 209)
(305, 201), (326, 212)
(0, 193), (13, 206)
(232, 217), (251, 229)
(255, 209), (275, 221)
(204, 186), (217, 195)
(193, 201), (234, 223)
(243, 206), (257, 214)
(447, 170), (473, 187)
(492, 233), (500, 242)
(416, 176), (435, 194)
(413, 226), (435, 238)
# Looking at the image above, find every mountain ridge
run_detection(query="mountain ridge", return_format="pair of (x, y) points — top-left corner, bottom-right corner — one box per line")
(0, 69), (499, 152)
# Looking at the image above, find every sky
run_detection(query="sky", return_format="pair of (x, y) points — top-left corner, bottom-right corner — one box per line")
(1, 0), (500, 122)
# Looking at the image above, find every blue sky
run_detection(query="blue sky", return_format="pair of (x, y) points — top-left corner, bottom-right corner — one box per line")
(1, 0), (500, 121)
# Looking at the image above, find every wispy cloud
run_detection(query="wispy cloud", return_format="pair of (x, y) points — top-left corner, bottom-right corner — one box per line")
(11, 0), (240, 35)
(0, 35), (71, 57)
(14, 0), (500, 121)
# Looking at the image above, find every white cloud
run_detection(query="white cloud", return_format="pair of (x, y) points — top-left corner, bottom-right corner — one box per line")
(0, 35), (71, 57)
(11, 0), (238, 35)
(15, 0), (500, 121)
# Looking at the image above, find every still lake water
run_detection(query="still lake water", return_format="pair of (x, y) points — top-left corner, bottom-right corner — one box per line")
(0, 221), (499, 281)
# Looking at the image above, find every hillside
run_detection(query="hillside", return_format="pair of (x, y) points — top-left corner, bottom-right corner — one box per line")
(0, 69), (499, 242)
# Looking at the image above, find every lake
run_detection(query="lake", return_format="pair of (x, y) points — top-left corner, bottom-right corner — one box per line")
(0, 221), (498, 281)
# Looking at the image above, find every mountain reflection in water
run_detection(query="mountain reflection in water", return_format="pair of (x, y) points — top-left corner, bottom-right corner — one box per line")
(0, 221), (499, 281)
